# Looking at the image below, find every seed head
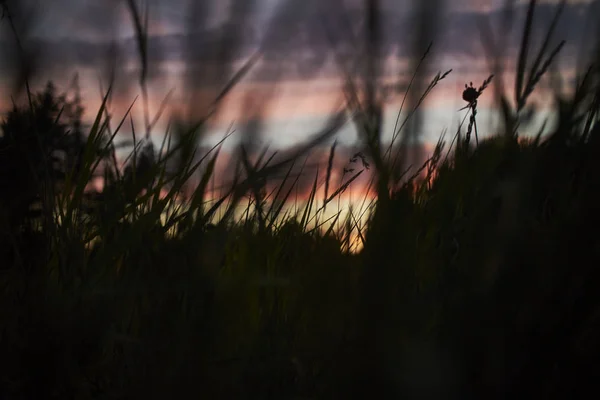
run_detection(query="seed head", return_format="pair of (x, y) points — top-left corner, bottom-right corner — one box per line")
(462, 82), (479, 104)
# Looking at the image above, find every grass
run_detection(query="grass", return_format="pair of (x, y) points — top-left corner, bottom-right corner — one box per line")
(1, 0), (600, 398)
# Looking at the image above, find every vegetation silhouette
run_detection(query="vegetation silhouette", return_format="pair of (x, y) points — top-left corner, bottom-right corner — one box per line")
(1, 0), (600, 399)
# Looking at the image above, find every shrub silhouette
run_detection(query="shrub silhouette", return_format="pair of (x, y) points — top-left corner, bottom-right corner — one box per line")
(0, 82), (85, 258)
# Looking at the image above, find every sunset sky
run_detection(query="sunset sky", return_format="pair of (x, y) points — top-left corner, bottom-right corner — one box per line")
(0, 0), (598, 201)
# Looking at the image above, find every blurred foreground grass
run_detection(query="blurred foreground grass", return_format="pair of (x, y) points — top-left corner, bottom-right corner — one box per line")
(1, 0), (600, 398)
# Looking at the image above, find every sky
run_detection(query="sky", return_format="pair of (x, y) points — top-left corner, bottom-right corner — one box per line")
(0, 0), (598, 202)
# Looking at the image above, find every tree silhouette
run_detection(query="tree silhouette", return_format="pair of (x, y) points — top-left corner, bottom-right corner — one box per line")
(0, 81), (86, 240)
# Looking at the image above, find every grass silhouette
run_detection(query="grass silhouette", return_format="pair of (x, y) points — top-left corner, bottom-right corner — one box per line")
(1, 0), (600, 398)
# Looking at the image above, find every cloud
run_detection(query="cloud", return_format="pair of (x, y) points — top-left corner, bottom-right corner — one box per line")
(1, 0), (598, 134)
(1, 0), (595, 82)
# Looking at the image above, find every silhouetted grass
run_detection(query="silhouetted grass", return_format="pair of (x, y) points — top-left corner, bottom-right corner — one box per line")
(1, 0), (600, 399)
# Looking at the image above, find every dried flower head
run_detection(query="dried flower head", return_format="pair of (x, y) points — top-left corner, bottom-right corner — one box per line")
(463, 82), (479, 104)
(462, 75), (494, 105)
